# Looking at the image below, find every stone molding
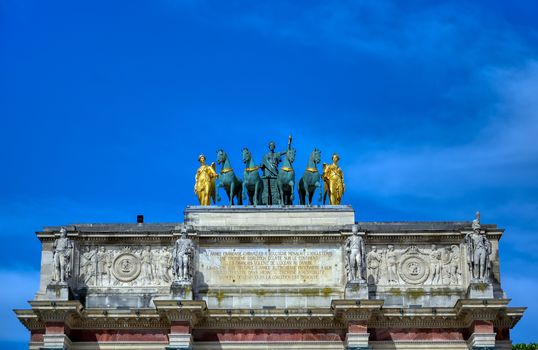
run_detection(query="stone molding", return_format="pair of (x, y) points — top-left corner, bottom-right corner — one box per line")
(17, 298), (524, 331)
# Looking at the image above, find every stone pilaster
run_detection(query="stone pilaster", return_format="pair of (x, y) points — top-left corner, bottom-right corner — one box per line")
(468, 320), (496, 350)
(154, 300), (206, 350)
(41, 323), (72, 350)
(345, 322), (371, 350)
(28, 301), (82, 350)
(166, 322), (192, 350)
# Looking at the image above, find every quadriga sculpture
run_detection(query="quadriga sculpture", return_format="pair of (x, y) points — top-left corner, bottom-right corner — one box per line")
(216, 149), (243, 205)
(298, 148), (323, 205)
(241, 148), (263, 205)
(277, 147), (296, 205)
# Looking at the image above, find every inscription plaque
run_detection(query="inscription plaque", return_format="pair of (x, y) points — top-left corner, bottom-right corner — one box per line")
(199, 247), (341, 286)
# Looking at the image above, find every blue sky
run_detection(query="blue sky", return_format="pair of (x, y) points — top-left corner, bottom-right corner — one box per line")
(1, 0), (537, 347)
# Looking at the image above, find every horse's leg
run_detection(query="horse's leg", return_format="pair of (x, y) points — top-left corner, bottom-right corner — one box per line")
(237, 180), (243, 205)
(308, 188), (314, 205)
(316, 181), (322, 202)
(229, 181), (235, 205)
(216, 182), (222, 202)
(254, 180), (259, 205)
(289, 179), (295, 204)
(242, 173), (248, 203)
(298, 179), (305, 205)
(277, 179), (284, 205)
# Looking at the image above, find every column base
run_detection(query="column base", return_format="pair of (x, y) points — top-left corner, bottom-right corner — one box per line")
(468, 332), (496, 349)
(40, 333), (71, 350)
(345, 332), (370, 349)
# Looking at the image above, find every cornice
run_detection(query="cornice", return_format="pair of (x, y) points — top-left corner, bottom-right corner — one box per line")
(16, 299), (525, 332)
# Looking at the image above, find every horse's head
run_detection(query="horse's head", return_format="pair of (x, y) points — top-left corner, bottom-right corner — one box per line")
(216, 149), (227, 164)
(311, 148), (321, 164)
(241, 148), (251, 164)
(286, 148), (296, 163)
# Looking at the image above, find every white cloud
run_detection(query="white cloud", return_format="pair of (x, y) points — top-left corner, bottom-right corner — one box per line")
(347, 60), (538, 199)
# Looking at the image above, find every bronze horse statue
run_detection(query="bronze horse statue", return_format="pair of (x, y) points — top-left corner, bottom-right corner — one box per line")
(241, 148), (262, 205)
(216, 149), (243, 205)
(298, 148), (323, 205)
(277, 147), (296, 205)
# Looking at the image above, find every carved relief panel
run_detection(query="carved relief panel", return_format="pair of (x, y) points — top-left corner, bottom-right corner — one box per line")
(366, 244), (463, 287)
(77, 245), (174, 288)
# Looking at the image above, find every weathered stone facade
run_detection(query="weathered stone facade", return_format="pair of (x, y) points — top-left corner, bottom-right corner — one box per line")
(16, 206), (524, 349)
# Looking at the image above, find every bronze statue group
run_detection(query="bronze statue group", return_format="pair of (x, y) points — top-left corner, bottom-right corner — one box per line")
(194, 136), (345, 206)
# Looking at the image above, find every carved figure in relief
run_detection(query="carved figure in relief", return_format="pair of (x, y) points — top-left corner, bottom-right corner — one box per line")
(385, 245), (399, 284)
(159, 248), (173, 283)
(194, 154), (218, 206)
(465, 212), (492, 282)
(367, 246), (382, 283)
(429, 244), (442, 285)
(172, 227), (194, 282)
(97, 247), (113, 286)
(345, 225), (366, 282)
(322, 153), (345, 205)
(447, 245), (461, 285)
(80, 247), (96, 285)
(52, 228), (73, 283)
(141, 246), (155, 283)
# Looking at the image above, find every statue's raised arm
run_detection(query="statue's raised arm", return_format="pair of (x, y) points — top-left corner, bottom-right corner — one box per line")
(278, 134), (293, 156)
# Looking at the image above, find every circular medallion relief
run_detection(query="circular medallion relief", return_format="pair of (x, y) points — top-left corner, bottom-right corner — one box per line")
(398, 256), (429, 284)
(112, 253), (141, 282)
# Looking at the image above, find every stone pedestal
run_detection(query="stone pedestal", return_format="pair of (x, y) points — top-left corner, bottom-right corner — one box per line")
(45, 282), (70, 301)
(345, 281), (369, 300)
(467, 281), (494, 299)
(171, 280), (193, 300)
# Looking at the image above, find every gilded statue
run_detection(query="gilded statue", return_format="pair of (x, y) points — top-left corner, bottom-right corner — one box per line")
(194, 154), (218, 206)
(322, 153), (345, 205)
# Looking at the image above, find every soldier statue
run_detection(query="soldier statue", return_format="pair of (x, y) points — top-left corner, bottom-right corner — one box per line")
(260, 135), (292, 205)
(345, 225), (366, 282)
(172, 226), (194, 282)
(465, 212), (492, 282)
(52, 227), (73, 283)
